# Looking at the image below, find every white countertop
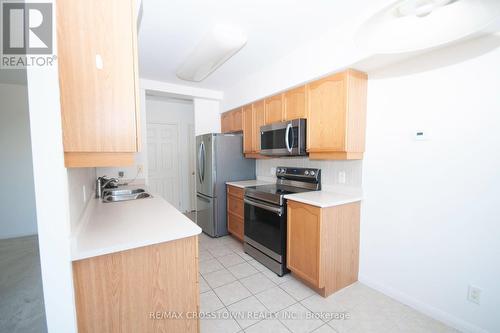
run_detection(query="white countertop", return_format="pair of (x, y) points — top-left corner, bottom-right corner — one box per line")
(71, 193), (201, 261)
(226, 179), (273, 188)
(284, 190), (362, 208)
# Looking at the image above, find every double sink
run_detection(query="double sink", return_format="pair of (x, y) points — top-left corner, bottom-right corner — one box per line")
(102, 188), (152, 203)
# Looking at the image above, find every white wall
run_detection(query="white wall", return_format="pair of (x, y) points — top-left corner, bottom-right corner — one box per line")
(0, 82), (38, 239)
(26, 57), (78, 332)
(194, 98), (221, 135)
(67, 168), (96, 234)
(360, 45), (500, 333)
(146, 95), (195, 211)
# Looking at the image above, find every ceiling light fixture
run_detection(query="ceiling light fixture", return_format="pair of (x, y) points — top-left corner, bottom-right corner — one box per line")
(396, 0), (456, 17)
(355, 0), (500, 54)
(176, 24), (247, 82)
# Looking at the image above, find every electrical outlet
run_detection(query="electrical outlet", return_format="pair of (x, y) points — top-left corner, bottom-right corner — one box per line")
(468, 285), (482, 305)
(137, 164), (144, 174)
(338, 171), (346, 184)
(118, 171), (124, 178)
(82, 185), (87, 203)
(270, 167), (276, 175)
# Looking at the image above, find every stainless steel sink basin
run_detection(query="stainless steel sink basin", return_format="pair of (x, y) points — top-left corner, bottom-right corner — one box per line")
(102, 189), (152, 203)
(102, 188), (146, 197)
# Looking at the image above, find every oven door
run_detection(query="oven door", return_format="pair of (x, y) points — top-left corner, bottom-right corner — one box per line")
(260, 118), (306, 156)
(243, 197), (286, 260)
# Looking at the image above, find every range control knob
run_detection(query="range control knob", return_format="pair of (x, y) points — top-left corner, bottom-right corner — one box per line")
(310, 170), (316, 176)
(304, 170), (309, 175)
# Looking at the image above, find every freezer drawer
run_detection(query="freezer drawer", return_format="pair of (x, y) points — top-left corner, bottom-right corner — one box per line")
(196, 193), (216, 237)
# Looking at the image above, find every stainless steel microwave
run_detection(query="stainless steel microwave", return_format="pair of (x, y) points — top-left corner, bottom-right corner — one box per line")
(260, 118), (307, 156)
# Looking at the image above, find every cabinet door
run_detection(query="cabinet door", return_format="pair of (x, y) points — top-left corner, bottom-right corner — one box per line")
(242, 105), (254, 153)
(57, 0), (138, 152)
(264, 94), (284, 124)
(284, 86), (306, 121)
(306, 73), (346, 152)
(252, 100), (265, 152)
(221, 112), (232, 133)
(232, 108), (243, 132)
(287, 200), (323, 288)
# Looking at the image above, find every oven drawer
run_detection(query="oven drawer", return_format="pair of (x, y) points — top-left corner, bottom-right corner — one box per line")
(227, 212), (244, 241)
(227, 195), (244, 218)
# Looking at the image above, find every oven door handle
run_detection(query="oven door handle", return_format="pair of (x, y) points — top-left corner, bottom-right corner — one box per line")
(285, 123), (292, 153)
(244, 198), (283, 216)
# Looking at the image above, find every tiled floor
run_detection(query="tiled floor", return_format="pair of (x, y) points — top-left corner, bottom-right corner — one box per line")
(198, 233), (459, 333)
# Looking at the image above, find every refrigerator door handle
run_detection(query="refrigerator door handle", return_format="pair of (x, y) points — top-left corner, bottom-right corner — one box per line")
(198, 142), (203, 183)
(196, 193), (211, 202)
(201, 141), (206, 182)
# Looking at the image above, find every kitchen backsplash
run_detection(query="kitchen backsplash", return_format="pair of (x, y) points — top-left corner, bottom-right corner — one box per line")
(67, 168), (96, 234)
(256, 158), (362, 189)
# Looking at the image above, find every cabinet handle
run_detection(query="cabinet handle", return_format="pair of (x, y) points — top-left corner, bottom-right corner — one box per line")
(95, 54), (103, 70)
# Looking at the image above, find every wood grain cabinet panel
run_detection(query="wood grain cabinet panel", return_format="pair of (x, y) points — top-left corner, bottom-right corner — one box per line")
(221, 112), (232, 133)
(72, 236), (200, 333)
(284, 86), (307, 120)
(227, 213), (244, 242)
(286, 201), (322, 287)
(264, 94), (284, 124)
(242, 105), (254, 153)
(287, 200), (360, 297)
(57, 0), (140, 167)
(252, 100), (266, 153)
(226, 185), (245, 241)
(306, 70), (367, 160)
(221, 109), (243, 133)
(232, 108), (243, 132)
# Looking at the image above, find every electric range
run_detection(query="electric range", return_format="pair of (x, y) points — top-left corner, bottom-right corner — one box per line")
(243, 167), (321, 276)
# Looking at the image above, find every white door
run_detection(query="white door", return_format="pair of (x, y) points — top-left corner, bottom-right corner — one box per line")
(147, 123), (181, 209)
(187, 124), (196, 211)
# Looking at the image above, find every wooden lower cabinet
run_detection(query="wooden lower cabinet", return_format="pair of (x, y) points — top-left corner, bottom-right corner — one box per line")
(72, 236), (199, 333)
(287, 200), (360, 297)
(226, 185), (244, 241)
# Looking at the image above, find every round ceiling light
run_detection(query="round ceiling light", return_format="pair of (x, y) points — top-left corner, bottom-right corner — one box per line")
(396, 0), (457, 17)
(355, 0), (500, 54)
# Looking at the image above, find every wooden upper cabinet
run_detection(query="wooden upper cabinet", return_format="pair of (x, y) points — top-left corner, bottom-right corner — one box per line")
(264, 94), (284, 124)
(232, 108), (243, 132)
(242, 105), (254, 153)
(221, 112), (232, 133)
(252, 100), (265, 153)
(57, 0), (140, 167)
(306, 70), (367, 160)
(284, 86), (307, 121)
(221, 109), (243, 133)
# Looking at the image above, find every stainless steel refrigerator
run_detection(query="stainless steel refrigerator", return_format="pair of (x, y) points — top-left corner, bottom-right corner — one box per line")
(196, 133), (255, 237)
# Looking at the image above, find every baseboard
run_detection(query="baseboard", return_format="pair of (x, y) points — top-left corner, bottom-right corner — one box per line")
(358, 275), (488, 333)
(0, 231), (38, 240)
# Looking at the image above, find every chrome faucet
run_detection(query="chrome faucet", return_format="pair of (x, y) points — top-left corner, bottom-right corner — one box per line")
(96, 176), (119, 198)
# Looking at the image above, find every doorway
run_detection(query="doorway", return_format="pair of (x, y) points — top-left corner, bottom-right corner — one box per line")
(146, 94), (195, 212)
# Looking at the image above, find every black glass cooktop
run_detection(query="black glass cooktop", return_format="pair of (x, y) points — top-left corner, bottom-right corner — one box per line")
(246, 184), (312, 196)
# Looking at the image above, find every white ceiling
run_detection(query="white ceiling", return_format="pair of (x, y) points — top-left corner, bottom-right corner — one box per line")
(138, 0), (389, 91)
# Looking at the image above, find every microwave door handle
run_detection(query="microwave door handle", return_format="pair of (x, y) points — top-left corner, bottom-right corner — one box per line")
(285, 123), (292, 153)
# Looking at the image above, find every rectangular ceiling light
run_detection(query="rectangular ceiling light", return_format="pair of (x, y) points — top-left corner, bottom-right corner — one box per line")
(176, 24), (247, 82)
